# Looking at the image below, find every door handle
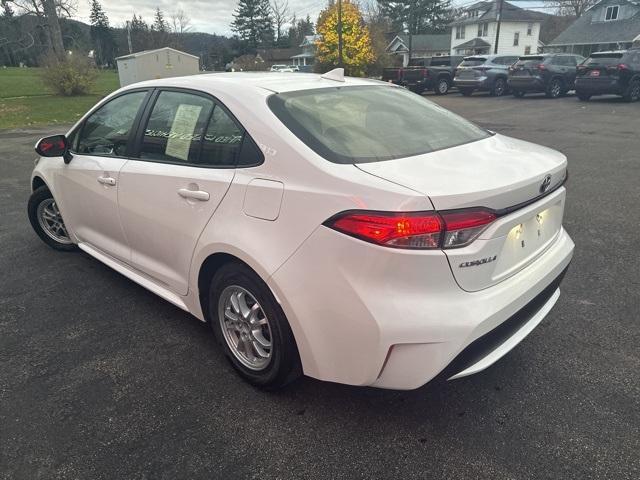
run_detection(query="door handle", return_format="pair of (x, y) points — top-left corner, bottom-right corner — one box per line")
(178, 188), (210, 201)
(97, 176), (116, 186)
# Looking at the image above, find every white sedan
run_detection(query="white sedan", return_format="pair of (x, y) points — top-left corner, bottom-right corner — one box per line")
(28, 70), (574, 389)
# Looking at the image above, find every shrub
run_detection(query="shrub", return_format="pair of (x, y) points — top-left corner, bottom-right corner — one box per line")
(40, 55), (97, 96)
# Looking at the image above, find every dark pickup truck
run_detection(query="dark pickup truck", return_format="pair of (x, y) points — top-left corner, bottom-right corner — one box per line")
(382, 56), (464, 95)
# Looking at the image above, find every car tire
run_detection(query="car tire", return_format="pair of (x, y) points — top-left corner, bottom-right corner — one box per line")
(460, 88), (474, 97)
(491, 78), (507, 97)
(512, 90), (525, 98)
(576, 92), (591, 101)
(435, 78), (450, 95)
(27, 185), (77, 251)
(622, 79), (640, 102)
(208, 262), (302, 389)
(545, 78), (563, 99)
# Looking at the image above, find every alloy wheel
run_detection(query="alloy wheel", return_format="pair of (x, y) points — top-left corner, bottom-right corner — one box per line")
(438, 79), (448, 94)
(218, 285), (273, 371)
(632, 83), (640, 102)
(37, 198), (72, 244)
(494, 79), (506, 96)
(550, 80), (561, 98)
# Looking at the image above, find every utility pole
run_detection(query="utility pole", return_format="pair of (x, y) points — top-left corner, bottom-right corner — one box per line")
(494, 0), (504, 54)
(408, 0), (414, 65)
(126, 21), (133, 54)
(337, 0), (343, 68)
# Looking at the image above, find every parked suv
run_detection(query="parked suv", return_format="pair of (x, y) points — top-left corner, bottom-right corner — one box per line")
(382, 56), (463, 95)
(575, 50), (640, 102)
(454, 55), (518, 96)
(508, 54), (585, 98)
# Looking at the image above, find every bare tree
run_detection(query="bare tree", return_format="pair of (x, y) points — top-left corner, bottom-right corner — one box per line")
(270, 0), (289, 43)
(543, 0), (598, 17)
(170, 9), (192, 35)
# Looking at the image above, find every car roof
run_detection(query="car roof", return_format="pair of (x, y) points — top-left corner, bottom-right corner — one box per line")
(131, 72), (386, 94)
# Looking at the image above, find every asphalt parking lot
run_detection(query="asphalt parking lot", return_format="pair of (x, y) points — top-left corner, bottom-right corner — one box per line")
(1, 92), (639, 480)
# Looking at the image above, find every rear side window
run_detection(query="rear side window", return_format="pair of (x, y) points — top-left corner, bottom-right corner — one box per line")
(515, 56), (544, 68)
(200, 106), (244, 166)
(140, 91), (213, 164)
(585, 53), (624, 66)
(268, 85), (490, 164)
(77, 91), (147, 157)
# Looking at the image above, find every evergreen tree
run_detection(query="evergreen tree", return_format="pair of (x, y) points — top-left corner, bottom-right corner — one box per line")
(288, 14), (314, 47)
(151, 8), (170, 47)
(129, 14), (151, 51)
(231, 0), (275, 51)
(89, 0), (115, 66)
(377, 0), (451, 35)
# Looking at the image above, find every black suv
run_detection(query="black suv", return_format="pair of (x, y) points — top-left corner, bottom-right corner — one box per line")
(508, 54), (585, 98)
(575, 50), (640, 102)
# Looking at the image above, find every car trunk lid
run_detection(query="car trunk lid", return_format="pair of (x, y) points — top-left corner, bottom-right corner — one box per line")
(355, 134), (567, 291)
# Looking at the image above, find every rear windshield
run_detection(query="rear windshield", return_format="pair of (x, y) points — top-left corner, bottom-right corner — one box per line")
(585, 53), (624, 66)
(267, 86), (491, 164)
(460, 58), (487, 67)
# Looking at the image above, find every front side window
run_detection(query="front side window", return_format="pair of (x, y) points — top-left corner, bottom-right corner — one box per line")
(605, 5), (619, 21)
(140, 91), (213, 164)
(267, 86), (490, 164)
(76, 91), (147, 156)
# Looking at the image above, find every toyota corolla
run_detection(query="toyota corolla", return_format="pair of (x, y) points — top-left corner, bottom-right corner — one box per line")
(28, 70), (574, 389)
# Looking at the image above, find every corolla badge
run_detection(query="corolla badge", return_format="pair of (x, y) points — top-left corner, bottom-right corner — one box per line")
(459, 256), (497, 268)
(540, 174), (552, 193)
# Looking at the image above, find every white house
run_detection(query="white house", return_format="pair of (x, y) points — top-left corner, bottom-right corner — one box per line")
(449, 1), (546, 56)
(116, 47), (200, 87)
(290, 35), (320, 72)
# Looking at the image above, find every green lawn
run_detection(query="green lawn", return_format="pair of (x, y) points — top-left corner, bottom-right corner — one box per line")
(0, 67), (119, 129)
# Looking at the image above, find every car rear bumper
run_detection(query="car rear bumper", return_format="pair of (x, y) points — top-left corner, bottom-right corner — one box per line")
(575, 78), (623, 95)
(269, 219), (574, 390)
(508, 76), (545, 92)
(454, 77), (490, 90)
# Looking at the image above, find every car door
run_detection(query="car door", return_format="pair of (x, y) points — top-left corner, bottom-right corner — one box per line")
(117, 89), (246, 295)
(55, 89), (150, 262)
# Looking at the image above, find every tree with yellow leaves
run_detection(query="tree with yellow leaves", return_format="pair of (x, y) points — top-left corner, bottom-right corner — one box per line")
(315, 0), (375, 77)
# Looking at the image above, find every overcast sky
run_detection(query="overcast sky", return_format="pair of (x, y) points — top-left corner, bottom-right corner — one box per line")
(73, 1), (548, 37)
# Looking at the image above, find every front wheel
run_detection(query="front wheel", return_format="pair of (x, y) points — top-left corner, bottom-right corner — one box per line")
(27, 185), (76, 251)
(434, 78), (450, 95)
(622, 79), (640, 102)
(209, 263), (302, 389)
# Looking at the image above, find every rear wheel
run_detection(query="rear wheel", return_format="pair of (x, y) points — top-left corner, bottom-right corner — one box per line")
(512, 90), (526, 98)
(622, 79), (640, 102)
(460, 88), (474, 97)
(435, 78), (450, 95)
(545, 78), (563, 98)
(491, 77), (507, 97)
(209, 263), (302, 389)
(27, 186), (76, 251)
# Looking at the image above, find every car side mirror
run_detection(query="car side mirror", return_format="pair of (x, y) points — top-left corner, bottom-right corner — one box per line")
(35, 135), (73, 164)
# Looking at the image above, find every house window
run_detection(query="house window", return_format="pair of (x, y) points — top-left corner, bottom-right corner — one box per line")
(605, 5), (619, 20)
(478, 23), (488, 37)
(456, 25), (466, 40)
(527, 23), (533, 36)
(524, 46), (531, 55)
(513, 32), (520, 46)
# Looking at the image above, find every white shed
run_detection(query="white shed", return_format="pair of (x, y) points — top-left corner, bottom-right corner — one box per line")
(115, 47), (200, 87)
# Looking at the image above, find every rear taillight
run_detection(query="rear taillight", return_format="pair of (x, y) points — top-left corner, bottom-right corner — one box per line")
(538, 63), (546, 71)
(324, 209), (496, 250)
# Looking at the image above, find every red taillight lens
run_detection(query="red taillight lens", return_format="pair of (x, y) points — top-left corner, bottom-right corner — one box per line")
(440, 209), (496, 248)
(618, 63), (629, 71)
(325, 209), (496, 250)
(538, 63), (546, 71)
(326, 212), (443, 249)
